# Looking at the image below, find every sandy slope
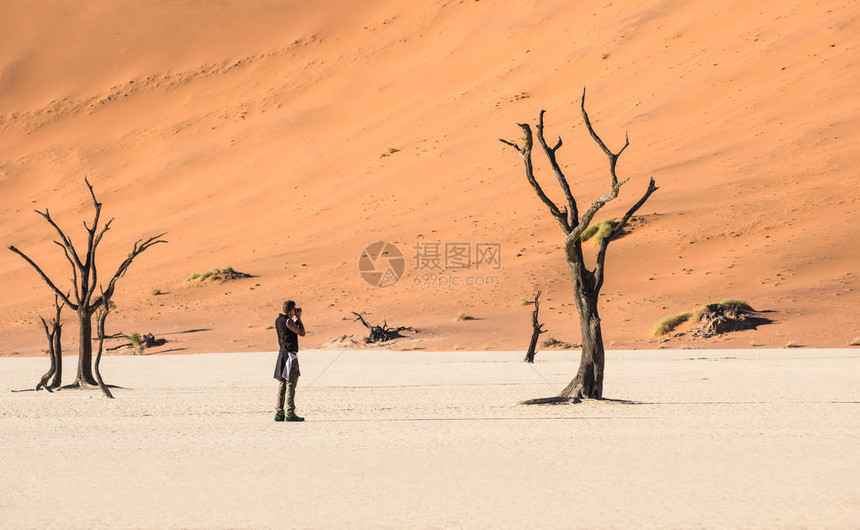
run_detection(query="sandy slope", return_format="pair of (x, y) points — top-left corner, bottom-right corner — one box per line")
(1, 1), (859, 355)
(1, 348), (858, 528)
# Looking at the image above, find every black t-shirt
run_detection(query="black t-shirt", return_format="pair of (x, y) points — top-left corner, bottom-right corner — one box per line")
(275, 313), (299, 353)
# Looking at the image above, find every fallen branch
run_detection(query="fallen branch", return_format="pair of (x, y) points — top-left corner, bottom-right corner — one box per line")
(351, 312), (414, 342)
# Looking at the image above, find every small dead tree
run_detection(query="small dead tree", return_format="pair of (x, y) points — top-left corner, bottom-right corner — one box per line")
(500, 88), (658, 401)
(524, 290), (546, 363)
(93, 288), (113, 398)
(9, 178), (166, 389)
(351, 312), (413, 342)
(36, 294), (65, 391)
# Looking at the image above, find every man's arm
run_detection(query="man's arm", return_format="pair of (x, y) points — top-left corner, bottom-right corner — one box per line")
(287, 317), (306, 337)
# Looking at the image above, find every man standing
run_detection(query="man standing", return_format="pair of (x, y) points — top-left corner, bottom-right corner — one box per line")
(274, 300), (306, 422)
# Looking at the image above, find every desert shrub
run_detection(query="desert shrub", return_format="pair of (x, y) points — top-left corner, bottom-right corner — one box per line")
(694, 300), (753, 321)
(849, 337), (860, 346)
(151, 288), (162, 296)
(693, 303), (721, 322)
(456, 312), (475, 321)
(540, 336), (578, 348)
(128, 332), (144, 355)
(187, 267), (250, 283)
(719, 299), (753, 311)
(580, 218), (615, 245)
(541, 336), (560, 347)
(652, 312), (693, 336)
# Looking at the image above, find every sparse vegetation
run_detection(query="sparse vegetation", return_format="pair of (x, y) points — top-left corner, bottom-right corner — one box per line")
(693, 300), (753, 322)
(850, 337), (860, 347)
(456, 312), (476, 321)
(125, 332), (165, 354)
(692, 303), (720, 322)
(151, 288), (162, 296)
(186, 267), (250, 283)
(785, 341), (802, 348)
(652, 312), (693, 336)
(718, 299), (753, 311)
(379, 147), (401, 158)
(579, 218), (616, 245)
(128, 332), (144, 355)
(540, 336), (578, 349)
(691, 301), (771, 338)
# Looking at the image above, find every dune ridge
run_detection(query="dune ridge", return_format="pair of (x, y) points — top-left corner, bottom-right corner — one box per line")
(1, 0), (858, 355)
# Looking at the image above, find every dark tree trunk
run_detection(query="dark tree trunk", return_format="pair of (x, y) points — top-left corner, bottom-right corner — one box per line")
(76, 310), (97, 386)
(94, 306), (114, 398)
(50, 322), (63, 388)
(36, 321), (57, 391)
(550, 254), (606, 399)
(36, 298), (64, 391)
(560, 284), (605, 398)
(524, 290), (546, 363)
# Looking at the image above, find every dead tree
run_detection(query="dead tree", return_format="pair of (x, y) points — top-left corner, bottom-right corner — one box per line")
(93, 288), (114, 398)
(524, 290), (546, 363)
(36, 294), (65, 391)
(500, 88), (658, 401)
(9, 178), (166, 388)
(351, 312), (412, 342)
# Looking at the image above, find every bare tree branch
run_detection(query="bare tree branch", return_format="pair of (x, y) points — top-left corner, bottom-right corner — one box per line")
(593, 178), (658, 292)
(34, 209), (84, 269)
(567, 177), (630, 246)
(498, 139), (522, 151)
(499, 124), (570, 234)
(536, 110), (578, 226)
(8, 246), (77, 309)
(91, 217), (114, 252)
(94, 233), (167, 310)
(82, 177), (102, 268)
(580, 87), (629, 188)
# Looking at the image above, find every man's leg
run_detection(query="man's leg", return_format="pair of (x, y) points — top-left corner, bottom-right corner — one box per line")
(275, 379), (287, 420)
(286, 374), (298, 415)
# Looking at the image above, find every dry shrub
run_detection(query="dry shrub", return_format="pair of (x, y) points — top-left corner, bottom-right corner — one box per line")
(187, 267), (250, 282)
(540, 336), (578, 349)
(652, 312), (693, 336)
(692, 301), (770, 338)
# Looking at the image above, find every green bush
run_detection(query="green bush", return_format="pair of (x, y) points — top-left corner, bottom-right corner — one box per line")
(128, 332), (144, 355)
(580, 218), (615, 245)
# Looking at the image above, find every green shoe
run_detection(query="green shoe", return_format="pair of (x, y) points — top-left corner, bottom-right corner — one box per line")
(274, 413), (286, 422)
(285, 412), (305, 422)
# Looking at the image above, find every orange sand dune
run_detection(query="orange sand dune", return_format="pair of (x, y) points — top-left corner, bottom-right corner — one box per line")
(1, 0), (858, 356)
